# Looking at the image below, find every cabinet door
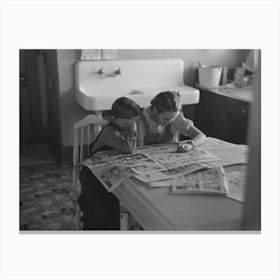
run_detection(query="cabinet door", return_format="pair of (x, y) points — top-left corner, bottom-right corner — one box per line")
(196, 91), (214, 136)
(211, 96), (233, 142)
(230, 101), (250, 144)
(196, 89), (250, 144)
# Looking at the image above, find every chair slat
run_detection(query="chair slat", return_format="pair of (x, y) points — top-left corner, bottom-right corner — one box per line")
(87, 125), (90, 156)
(72, 114), (109, 230)
(73, 129), (78, 166)
(80, 127), (84, 162)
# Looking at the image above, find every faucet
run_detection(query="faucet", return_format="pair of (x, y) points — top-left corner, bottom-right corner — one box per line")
(96, 68), (104, 76)
(96, 67), (121, 78)
(108, 67), (121, 77)
(114, 67), (121, 76)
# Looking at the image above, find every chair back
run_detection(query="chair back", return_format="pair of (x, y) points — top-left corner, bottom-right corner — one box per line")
(72, 114), (108, 229)
(73, 114), (108, 166)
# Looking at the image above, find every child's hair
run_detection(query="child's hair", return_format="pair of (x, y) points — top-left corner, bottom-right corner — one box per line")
(150, 91), (181, 113)
(111, 97), (141, 119)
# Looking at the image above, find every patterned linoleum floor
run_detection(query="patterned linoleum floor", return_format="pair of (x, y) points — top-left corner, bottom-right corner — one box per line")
(20, 162), (142, 231)
(20, 162), (77, 230)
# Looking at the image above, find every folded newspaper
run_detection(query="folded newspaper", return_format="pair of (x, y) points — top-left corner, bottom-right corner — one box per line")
(82, 152), (166, 192)
(81, 143), (221, 192)
(170, 167), (228, 195)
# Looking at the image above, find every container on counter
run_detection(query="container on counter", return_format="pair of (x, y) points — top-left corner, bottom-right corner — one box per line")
(222, 67), (228, 85)
(233, 67), (245, 88)
(198, 65), (222, 88)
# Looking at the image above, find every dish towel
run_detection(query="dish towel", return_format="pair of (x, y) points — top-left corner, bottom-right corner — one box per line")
(80, 49), (102, 60)
(80, 49), (117, 60)
(101, 49), (117, 60)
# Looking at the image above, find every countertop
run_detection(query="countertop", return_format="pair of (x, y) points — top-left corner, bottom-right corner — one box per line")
(196, 85), (254, 103)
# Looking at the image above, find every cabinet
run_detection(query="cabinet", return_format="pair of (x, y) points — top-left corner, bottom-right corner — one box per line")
(196, 88), (250, 144)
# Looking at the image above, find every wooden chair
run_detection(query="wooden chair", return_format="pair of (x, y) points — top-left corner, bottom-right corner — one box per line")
(72, 114), (108, 230)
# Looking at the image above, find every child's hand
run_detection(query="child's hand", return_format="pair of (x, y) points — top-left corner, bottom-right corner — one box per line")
(177, 141), (194, 153)
(113, 122), (137, 140)
(114, 131), (126, 141)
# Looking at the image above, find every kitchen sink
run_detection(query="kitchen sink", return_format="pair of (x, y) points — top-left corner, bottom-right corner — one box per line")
(75, 59), (200, 111)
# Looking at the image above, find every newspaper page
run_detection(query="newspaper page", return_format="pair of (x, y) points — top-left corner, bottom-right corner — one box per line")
(150, 149), (221, 169)
(136, 143), (178, 155)
(198, 137), (248, 167)
(135, 163), (208, 183)
(110, 153), (167, 174)
(82, 143), (222, 192)
(137, 143), (221, 169)
(134, 143), (221, 183)
(81, 152), (166, 192)
(225, 170), (246, 202)
(171, 167), (228, 195)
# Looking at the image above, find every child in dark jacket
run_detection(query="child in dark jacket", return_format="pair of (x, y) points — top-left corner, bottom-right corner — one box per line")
(78, 97), (141, 230)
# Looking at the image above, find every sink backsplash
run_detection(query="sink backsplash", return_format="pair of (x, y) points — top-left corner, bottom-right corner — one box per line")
(75, 59), (199, 110)
(75, 59), (185, 96)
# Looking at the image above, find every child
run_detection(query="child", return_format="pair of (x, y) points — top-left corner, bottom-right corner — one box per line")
(137, 91), (206, 151)
(79, 97), (141, 230)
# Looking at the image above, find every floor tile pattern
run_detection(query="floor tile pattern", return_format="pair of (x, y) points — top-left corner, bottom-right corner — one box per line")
(20, 163), (76, 230)
(20, 162), (142, 231)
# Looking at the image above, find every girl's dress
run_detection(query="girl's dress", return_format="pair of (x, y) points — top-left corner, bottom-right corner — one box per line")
(137, 107), (194, 145)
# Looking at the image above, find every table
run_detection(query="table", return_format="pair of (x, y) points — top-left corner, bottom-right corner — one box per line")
(113, 138), (248, 231)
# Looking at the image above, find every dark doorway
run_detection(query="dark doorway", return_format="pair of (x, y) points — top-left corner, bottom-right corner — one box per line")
(20, 50), (62, 162)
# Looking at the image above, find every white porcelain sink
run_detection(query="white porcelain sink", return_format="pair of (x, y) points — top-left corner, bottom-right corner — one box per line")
(75, 59), (200, 111)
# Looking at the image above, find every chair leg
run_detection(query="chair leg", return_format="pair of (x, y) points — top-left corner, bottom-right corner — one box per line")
(120, 204), (143, 230)
(74, 205), (81, 230)
(120, 212), (130, 230)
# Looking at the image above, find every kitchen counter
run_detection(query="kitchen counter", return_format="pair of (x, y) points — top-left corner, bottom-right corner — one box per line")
(196, 85), (254, 103)
(195, 85), (251, 144)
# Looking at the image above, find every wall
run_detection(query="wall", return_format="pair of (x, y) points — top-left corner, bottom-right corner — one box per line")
(57, 49), (249, 147)
(57, 50), (85, 148)
(118, 49), (249, 85)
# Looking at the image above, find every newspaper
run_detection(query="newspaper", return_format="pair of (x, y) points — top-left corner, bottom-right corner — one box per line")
(82, 143), (221, 192)
(225, 170), (246, 202)
(171, 167), (228, 195)
(134, 144), (220, 183)
(82, 152), (167, 192)
(136, 143), (178, 155)
(135, 163), (208, 183)
(198, 137), (248, 167)
(150, 149), (220, 169)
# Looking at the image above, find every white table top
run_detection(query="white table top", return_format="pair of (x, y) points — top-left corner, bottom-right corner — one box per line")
(113, 138), (248, 231)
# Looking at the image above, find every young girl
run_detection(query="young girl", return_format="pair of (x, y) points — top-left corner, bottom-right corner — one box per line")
(79, 97), (141, 230)
(137, 91), (206, 151)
